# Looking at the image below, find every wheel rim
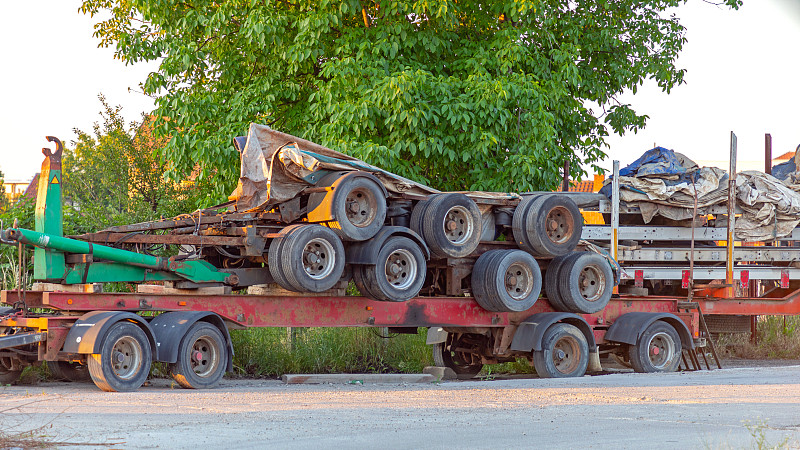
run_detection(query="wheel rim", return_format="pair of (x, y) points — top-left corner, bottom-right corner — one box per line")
(578, 265), (605, 302)
(384, 248), (417, 290)
(303, 238), (336, 280)
(646, 332), (676, 369)
(551, 335), (581, 375)
(111, 336), (143, 380)
(441, 205), (474, 245)
(505, 262), (534, 300)
(545, 206), (574, 244)
(345, 186), (378, 228)
(191, 335), (220, 378)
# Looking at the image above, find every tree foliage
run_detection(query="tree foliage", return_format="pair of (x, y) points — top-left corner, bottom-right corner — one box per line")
(64, 96), (207, 233)
(80, 0), (740, 199)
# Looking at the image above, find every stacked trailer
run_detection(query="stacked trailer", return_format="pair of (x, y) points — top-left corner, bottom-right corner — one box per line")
(3, 134), (798, 392)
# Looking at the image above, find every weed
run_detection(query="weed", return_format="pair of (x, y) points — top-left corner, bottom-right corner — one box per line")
(230, 327), (433, 376)
(714, 316), (800, 360)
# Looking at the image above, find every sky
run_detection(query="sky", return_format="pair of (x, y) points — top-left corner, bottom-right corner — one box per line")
(0, 1), (799, 183)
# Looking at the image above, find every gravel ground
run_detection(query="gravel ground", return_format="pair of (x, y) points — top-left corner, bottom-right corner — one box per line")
(2, 361), (800, 449)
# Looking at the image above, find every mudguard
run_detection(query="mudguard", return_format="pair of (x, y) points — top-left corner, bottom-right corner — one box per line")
(426, 327), (448, 345)
(510, 312), (597, 353)
(604, 312), (694, 350)
(346, 226), (430, 264)
(62, 311), (156, 357)
(149, 311), (234, 372)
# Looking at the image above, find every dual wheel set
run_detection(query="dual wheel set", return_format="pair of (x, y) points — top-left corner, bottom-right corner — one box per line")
(434, 318), (685, 380)
(266, 171), (613, 313)
(19, 317), (230, 392)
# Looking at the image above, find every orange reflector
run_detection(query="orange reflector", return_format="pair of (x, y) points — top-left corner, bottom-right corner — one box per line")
(366, 306), (373, 311)
(178, 301), (187, 306)
(694, 331), (699, 338)
(67, 299), (73, 305)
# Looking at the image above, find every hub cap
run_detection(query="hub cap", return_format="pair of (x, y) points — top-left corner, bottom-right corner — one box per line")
(442, 205), (473, 245)
(384, 248), (417, 290)
(345, 187), (378, 228)
(111, 336), (142, 380)
(303, 238), (336, 280)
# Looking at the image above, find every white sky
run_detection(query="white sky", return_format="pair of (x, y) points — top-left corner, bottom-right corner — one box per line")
(0, 1), (798, 182)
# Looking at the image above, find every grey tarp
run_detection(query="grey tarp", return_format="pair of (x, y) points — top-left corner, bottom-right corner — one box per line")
(229, 123), (439, 211)
(734, 171), (800, 241)
(607, 147), (800, 241)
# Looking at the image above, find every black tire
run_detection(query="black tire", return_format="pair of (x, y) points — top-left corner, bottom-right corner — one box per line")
(410, 196), (434, 237)
(47, 360), (91, 382)
(169, 322), (228, 389)
(0, 366), (21, 384)
(532, 323), (589, 378)
(524, 195), (583, 257)
(421, 193), (482, 258)
(267, 224), (304, 291)
(512, 195), (539, 253)
(87, 321), (152, 392)
(472, 250), (541, 312)
(471, 250), (507, 311)
(432, 334), (484, 379)
(557, 252), (613, 314)
(543, 252), (581, 312)
(353, 236), (426, 302)
(309, 172), (387, 241)
(280, 224), (346, 293)
(628, 321), (682, 373)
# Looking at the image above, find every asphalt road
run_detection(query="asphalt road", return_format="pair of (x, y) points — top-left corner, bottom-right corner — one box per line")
(2, 365), (800, 449)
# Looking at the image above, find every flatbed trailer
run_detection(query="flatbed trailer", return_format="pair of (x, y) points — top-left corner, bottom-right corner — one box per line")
(3, 134), (800, 392)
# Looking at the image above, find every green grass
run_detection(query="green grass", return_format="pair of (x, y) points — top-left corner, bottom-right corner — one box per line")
(230, 327), (434, 377)
(715, 316), (800, 360)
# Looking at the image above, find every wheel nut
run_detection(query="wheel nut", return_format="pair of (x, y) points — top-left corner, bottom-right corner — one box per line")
(446, 220), (457, 231)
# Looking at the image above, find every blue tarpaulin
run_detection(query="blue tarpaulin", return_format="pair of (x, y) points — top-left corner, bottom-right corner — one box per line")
(618, 147), (689, 177)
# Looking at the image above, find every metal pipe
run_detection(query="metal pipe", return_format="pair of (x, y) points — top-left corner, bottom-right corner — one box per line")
(4, 228), (169, 271)
(726, 132), (738, 299)
(612, 161), (620, 262)
(765, 133), (772, 175)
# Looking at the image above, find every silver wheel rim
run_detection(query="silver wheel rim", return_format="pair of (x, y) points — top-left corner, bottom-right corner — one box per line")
(191, 335), (220, 378)
(384, 248), (417, 290)
(579, 265), (605, 302)
(647, 331), (676, 369)
(505, 262), (533, 300)
(346, 186), (378, 228)
(545, 206), (575, 244)
(442, 205), (473, 245)
(303, 238), (336, 280)
(552, 335), (581, 375)
(111, 336), (142, 380)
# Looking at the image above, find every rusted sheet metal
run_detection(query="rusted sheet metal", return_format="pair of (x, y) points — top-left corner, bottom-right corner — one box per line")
(612, 290), (800, 315)
(75, 232), (243, 246)
(28, 293), (536, 328)
(87, 211), (281, 234)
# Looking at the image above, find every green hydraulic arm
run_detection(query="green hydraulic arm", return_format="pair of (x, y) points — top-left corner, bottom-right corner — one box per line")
(0, 137), (238, 286)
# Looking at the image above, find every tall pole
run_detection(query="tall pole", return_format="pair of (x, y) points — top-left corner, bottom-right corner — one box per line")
(612, 160), (620, 262)
(562, 160), (570, 192)
(764, 133), (772, 175)
(726, 132), (738, 299)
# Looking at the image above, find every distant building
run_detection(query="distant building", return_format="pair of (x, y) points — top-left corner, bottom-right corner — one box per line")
(3, 178), (34, 203)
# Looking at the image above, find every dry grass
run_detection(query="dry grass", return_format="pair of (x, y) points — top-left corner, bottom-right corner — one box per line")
(714, 316), (800, 360)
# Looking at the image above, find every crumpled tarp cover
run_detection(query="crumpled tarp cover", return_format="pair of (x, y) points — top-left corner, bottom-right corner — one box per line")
(603, 146), (800, 241)
(618, 147), (697, 178)
(735, 171), (800, 241)
(229, 123), (440, 211)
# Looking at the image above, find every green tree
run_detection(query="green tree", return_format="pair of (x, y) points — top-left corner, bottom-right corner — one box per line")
(80, 0), (740, 199)
(0, 169), (9, 213)
(63, 95), (206, 234)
